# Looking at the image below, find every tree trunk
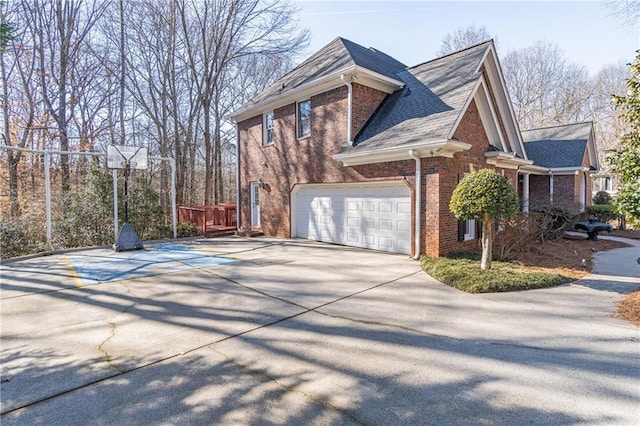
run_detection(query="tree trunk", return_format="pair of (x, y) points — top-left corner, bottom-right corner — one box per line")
(481, 213), (493, 270)
(203, 98), (212, 205)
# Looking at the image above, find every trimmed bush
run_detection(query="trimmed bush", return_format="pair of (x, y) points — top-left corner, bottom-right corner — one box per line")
(593, 191), (612, 205)
(586, 204), (618, 223)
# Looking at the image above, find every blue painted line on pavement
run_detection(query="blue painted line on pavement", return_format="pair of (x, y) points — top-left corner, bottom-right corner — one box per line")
(64, 244), (237, 286)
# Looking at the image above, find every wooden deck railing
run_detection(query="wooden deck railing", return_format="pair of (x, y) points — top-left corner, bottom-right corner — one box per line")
(178, 203), (237, 235)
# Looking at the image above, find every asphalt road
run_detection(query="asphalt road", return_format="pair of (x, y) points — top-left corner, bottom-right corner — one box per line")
(1, 236), (639, 425)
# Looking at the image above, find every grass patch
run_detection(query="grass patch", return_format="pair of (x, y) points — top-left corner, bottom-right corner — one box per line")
(420, 253), (574, 293)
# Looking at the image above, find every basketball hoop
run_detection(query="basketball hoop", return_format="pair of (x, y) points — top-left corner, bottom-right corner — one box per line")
(107, 145), (148, 170)
(107, 145), (148, 252)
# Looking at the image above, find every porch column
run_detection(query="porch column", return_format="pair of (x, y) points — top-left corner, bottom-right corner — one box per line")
(549, 173), (554, 205)
(522, 173), (530, 213)
(579, 172), (586, 212)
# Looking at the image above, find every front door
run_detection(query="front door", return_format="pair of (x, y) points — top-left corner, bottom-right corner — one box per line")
(250, 182), (260, 227)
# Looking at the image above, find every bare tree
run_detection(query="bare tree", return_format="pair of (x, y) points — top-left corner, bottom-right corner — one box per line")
(25, 0), (107, 191)
(605, 0), (640, 26)
(1, 0), (38, 217)
(178, 0), (308, 204)
(502, 41), (592, 129)
(591, 61), (630, 170)
(438, 24), (494, 56)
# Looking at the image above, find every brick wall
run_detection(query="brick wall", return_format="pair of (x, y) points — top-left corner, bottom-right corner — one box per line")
(237, 88), (518, 258)
(237, 84), (391, 237)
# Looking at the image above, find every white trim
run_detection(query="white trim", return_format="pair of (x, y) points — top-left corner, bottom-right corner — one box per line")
(229, 65), (404, 123)
(263, 111), (274, 146)
(408, 150), (421, 259)
(483, 44), (528, 160)
(475, 77), (507, 151)
(464, 219), (476, 241)
(296, 99), (311, 139)
(250, 182), (261, 227)
(485, 151), (532, 170)
(549, 166), (590, 174)
(519, 164), (550, 175)
(333, 139), (471, 166)
(521, 172), (530, 213)
(448, 78), (483, 140)
(580, 172), (586, 212)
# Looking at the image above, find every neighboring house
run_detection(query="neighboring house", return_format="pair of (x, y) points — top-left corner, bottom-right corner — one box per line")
(230, 37), (599, 258)
(591, 173), (617, 198)
(521, 122), (598, 213)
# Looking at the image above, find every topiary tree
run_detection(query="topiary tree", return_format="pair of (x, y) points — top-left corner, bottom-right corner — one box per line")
(450, 169), (519, 270)
(592, 190), (612, 205)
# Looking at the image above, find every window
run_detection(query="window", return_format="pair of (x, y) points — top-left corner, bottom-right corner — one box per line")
(263, 111), (274, 146)
(464, 219), (476, 241)
(297, 100), (311, 138)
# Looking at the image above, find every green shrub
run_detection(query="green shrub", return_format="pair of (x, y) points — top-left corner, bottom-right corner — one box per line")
(421, 253), (572, 293)
(177, 222), (200, 238)
(53, 165), (170, 248)
(586, 204), (618, 223)
(593, 191), (612, 205)
(0, 220), (46, 259)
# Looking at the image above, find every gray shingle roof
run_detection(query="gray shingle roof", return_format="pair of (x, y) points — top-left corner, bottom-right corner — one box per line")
(344, 41), (492, 153)
(522, 122), (592, 168)
(248, 37), (406, 106)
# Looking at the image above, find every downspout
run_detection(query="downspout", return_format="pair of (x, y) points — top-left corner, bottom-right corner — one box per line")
(409, 150), (421, 260)
(341, 74), (353, 145)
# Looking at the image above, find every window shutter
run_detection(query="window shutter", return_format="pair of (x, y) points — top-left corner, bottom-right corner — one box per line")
(476, 220), (483, 240)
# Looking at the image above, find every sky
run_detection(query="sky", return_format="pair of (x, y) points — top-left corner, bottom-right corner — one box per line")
(294, 0), (638, 76)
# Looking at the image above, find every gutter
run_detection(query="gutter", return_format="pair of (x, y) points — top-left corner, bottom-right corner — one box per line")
(408, 149), (421, 260)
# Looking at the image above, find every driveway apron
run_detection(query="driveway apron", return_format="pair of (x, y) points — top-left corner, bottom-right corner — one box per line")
(1, 236), (638, 424)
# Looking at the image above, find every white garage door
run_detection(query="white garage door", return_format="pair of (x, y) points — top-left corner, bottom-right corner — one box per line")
(294, 183), (412, 254)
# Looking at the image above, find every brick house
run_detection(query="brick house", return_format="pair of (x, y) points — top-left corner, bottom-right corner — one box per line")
(230, 37), (598, 258)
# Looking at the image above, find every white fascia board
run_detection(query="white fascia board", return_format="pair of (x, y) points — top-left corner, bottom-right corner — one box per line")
(333, 139), (471, 166)
(353, 65), (405, 93)
(549, 167), (590, 175)
(483, 46), (528, 160)
(485, 151), (533, 170)
(447, 78), (482, 140)
(519, 164), (550, 175)
(229, 65), (356, 122)
(473, 77), (508, 151)
(229, 66), (405, 123)
(587, 128), (599, 170)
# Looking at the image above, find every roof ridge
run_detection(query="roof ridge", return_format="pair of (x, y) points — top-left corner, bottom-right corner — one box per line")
(522, 121), (593, 132)
(275, 36), (346, 81)
(408, 39), (493, 70)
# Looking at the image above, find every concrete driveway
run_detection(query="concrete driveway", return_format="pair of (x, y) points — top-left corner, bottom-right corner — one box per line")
(1, 236), (639, 425)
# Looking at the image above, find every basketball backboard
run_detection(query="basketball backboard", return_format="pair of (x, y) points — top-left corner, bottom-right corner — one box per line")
(107, 145), (148, 170)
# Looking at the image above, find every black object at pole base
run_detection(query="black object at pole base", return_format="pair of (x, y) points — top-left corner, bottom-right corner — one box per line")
(114, 222), (144, 252)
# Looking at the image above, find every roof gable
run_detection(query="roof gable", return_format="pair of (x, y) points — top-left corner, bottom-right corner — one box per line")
(351, 41), (491, 151)
(522, 122), (596, 169)
(230, 37), (406, 121)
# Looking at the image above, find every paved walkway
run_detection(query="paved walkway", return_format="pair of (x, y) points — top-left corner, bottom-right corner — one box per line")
(1, 236), (638, 425)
